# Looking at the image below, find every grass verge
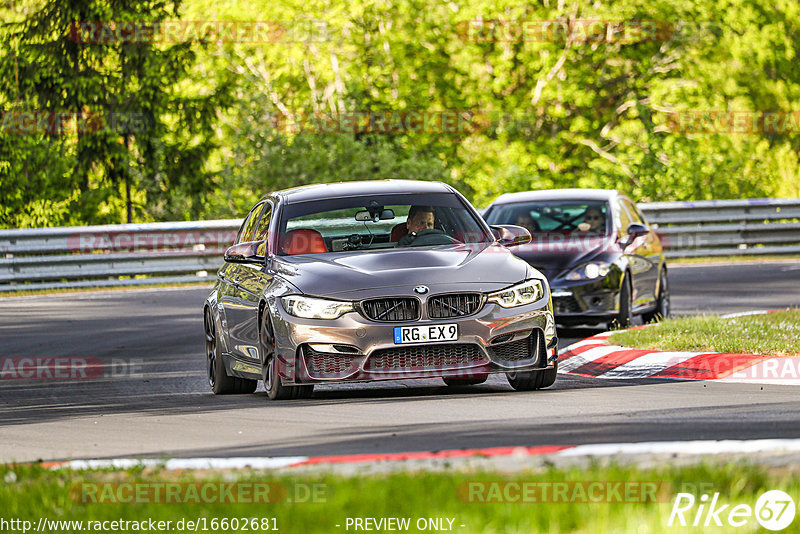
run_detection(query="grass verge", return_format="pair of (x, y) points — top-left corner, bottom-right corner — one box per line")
(608, 309), (800, 356)
(669, 254), (800, 264)
(1, 462), (797, 533)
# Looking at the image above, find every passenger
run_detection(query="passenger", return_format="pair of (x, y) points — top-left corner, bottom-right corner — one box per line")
(514, 211), (538, 233)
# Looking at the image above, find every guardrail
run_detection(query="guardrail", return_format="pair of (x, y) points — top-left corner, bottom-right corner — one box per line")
(1, 198), (798, 291)
(640, 198), (800, 259)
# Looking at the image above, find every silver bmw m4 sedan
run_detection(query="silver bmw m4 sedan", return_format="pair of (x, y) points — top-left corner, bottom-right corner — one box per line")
(203, 180), (558, 400)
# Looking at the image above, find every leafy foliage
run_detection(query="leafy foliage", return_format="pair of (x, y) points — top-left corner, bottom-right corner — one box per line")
(2, 0), (799, 227)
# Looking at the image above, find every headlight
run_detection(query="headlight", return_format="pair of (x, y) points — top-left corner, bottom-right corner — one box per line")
(566, 261), (611, 281)
(281, 295), (353, 319)
(487, 279), (545, 308)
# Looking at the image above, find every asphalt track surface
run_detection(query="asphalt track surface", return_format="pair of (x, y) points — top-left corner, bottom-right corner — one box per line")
(0, 261), (798, 462)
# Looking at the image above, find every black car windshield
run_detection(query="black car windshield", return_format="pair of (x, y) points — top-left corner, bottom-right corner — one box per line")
(278, 193), (491, 255)
(486, 200), (611, 236)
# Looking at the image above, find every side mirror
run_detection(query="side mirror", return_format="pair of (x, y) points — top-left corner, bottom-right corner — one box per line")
(621, 222), (649, 249)
(490, 224), (532, 247)
(224, 241), (265, 264)
(627, 222), (649, 238)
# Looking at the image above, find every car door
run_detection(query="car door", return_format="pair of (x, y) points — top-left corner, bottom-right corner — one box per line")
(219, 202), (266, 365)
(619, 197), (659, 309)
(229, 201), (274, 368)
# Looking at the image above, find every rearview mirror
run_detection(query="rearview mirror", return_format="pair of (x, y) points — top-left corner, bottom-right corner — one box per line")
(224, 241), (265, 264)
(490, 225), (532, 247)
(356, 209), (395, 222)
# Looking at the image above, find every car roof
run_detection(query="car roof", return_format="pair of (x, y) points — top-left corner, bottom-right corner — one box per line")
(268, 180), (455, 204)
(489, 188), (622, 205)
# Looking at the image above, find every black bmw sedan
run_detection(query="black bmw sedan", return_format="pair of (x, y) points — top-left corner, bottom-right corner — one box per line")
(483, 189), (669, 327)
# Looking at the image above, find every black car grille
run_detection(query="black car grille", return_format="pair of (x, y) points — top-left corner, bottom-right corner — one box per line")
(487, 329), (544, 366)
(553, 295), (582, 314)
(365, 344), (486, 372)
(303, 346), (361, 378)
(427, 293), (483, 318)
(360, 297), (420, 322)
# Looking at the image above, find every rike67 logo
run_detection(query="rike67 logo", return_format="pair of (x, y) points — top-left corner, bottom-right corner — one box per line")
(669, 490), (796, 531)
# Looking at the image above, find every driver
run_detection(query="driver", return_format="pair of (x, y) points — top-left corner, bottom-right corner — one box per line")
(398, 205), (435, 246)
(577, 207), (605, 232)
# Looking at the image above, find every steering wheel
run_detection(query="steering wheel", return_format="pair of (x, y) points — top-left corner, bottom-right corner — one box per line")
(405, 228), (459, 247)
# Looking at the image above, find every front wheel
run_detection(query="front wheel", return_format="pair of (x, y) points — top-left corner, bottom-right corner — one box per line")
(260, 314), (313, 401)
(643, 269), (670, 323)
(506, 363), (557, 391)
(612, 275), (633, 328)
(205, 308), (257, 394)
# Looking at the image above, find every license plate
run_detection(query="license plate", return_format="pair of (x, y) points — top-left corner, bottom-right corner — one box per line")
(393, 324), (458, 344)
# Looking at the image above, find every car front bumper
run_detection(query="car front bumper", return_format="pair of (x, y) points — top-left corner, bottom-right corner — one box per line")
(272, 300), (557, 385)
(550, 277), (621, 325)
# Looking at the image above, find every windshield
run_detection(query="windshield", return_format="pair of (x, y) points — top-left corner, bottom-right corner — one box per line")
(485, 200), (611, 236)
(278, 193), (490, 255)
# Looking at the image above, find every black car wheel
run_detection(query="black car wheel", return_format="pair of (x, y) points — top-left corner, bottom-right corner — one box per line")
(612, 275), (633, 328)
(506, 362), (557, 391)
(643, 268), (670, 323)
(261, 313), (313, 400)
(443, 374), (488, 387)
(205, 308), (257, 394)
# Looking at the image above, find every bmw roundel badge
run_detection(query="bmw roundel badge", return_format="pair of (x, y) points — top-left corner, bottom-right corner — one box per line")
(414, 285), (429, 295)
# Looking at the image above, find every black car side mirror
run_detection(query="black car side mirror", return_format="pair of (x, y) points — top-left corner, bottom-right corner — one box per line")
(224, 241), (265, 264)
(491, 225), (532, 247)
(621, 222), (649, 249)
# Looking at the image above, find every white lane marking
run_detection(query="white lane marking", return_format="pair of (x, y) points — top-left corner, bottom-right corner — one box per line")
(60, 456), (309, 470)
(49, 439), (800, 471)
(720, 310), (769, 318)
(557, 438), (800, 457)
(562, 339), (607, 353)
(598, 351), (697, 378)
(558, 346), (626, 373)
(592, 331), (617, 339)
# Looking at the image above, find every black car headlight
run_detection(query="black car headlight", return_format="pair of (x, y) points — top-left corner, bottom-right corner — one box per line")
(566, 261), (611, 281)
(487, 279), (545, 308)
(281, 295), (353, 319)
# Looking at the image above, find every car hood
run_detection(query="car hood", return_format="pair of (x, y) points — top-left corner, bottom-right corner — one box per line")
(272, 243), (534, 298)
(510, 235), (621, 280)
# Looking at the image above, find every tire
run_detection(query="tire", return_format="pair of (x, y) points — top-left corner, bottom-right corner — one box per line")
(506, 362), (558, 391)
(443, 374), (488, 387)
(205, 308), (257, 394)
(612, 275), (633, 328)
(642, 269), (670, 324)
(260, 313), (313, 401)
